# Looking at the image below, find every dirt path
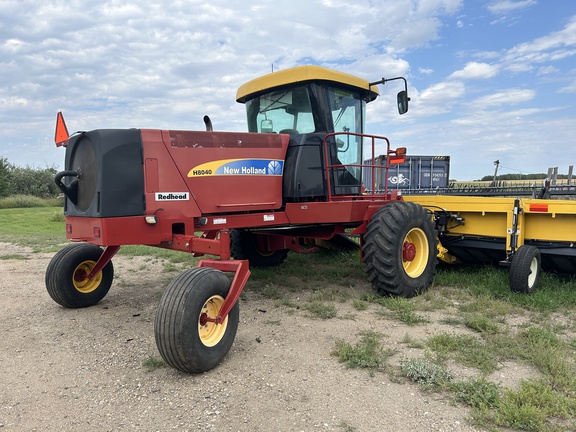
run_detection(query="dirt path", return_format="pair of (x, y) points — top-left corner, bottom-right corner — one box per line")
(0, 244), (488, 431)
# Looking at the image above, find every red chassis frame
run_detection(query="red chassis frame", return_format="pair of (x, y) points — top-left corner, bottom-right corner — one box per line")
(64, 132), (405, 323)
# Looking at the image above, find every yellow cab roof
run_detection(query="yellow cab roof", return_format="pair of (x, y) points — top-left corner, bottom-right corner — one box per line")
(236, 65), (380, 103)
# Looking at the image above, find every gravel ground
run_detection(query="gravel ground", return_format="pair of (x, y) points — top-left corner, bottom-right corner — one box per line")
(0, 243), (511, 432)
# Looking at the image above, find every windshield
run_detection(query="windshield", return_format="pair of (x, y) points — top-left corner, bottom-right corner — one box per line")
(245, 86), (315, 134)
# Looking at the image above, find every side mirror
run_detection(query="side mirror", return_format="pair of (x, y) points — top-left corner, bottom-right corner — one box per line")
(397, 90), (409, 115)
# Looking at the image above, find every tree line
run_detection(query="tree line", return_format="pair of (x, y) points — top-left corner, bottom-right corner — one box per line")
(0, 157), (60, 198)
(479, 173), (570, 181)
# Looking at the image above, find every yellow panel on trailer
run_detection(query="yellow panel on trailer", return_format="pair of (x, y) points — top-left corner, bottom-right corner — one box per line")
(404, 195), (576, 243)
(403, 195), (576, 291)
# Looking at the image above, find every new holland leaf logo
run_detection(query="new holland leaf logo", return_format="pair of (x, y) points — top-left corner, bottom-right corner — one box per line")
(267, 160), (282, 175)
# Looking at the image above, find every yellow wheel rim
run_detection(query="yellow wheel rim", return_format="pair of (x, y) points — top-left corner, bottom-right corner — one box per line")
(72, 260), (102, 293)
(403, 228), (429, 278)
(198, 295), (228, 347)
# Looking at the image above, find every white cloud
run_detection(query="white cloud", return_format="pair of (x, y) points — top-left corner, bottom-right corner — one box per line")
(449, 62), (499, 79)
(503, 17), (576, 71)
(405, 80), (466, 116)
(536, 65), (558, 76)
(388, 0), (463, 50)
(471, 88), (535, 109)
(559, 79), (576, 94)
(487, 0), (537, 15)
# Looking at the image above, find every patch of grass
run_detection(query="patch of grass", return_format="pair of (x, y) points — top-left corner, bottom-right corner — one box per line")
(376, 297), (430, 325)
(0, 195), (61, 209)
(49, 211), (65, 222)
(516, 326), (576, 390)
(400, 358), (453, 390)
(427, 332), (499, 374)
(413, 289), (452, 310)
(439, 316), (462, 326)
(333, 331), (392, 370)
(492, 379), (576, 432)
(437, 265), (576, 313)
(275, 297), (299, 308)
(251, 283), (284, 300)
(352, 298), (368, 311)
(464, 314), (501, 334)
(163, 263), (180, 273)
(142, 356), (165, 371)
(450, 378), (501, 409)
(309, 287), (349, 303)
(421, 322), (576, 431)
(0, 254), (29, 260)
(304, 301), (337, 319)
(249, 250), (367, 293)
(400, 333), (425, 349)
(0, 207), (67, 250)
(119, 245), (200, 266)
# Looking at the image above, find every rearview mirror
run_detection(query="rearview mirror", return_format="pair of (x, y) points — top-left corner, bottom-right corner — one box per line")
(261, 119), (273, 133)
(397, 90), (409, 115)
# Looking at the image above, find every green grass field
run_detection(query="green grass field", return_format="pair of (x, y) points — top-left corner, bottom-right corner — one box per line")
(1, 205), (575, 431)
(0, 206), (67, 251)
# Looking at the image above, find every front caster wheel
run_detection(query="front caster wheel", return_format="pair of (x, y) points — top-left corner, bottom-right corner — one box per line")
(45, 243), (114, 308)
(510, 245), (541, 294)
(154, 267), (240, 373)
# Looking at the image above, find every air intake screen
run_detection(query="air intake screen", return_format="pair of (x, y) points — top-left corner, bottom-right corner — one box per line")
(69, 136), (97, 212)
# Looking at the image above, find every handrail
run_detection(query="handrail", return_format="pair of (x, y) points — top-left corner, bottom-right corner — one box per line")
(323, 131), (393, 200)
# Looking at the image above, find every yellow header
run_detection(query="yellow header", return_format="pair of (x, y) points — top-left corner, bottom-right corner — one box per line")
(236, 65), (380, 103)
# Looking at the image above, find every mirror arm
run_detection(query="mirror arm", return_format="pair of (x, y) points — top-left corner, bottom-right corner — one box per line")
(369, 76), (410, 100)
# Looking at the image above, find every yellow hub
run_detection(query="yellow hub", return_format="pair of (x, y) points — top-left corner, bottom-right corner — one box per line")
(72, 260), (102, 293)
(198, 295), (228, 347)
(403, 228), (429, 278)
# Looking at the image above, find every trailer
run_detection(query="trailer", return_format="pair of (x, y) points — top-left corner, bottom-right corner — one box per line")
(403, 194), (576, 293)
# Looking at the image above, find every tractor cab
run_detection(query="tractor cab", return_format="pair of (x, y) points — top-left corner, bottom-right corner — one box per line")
(236, 66), (408, 201)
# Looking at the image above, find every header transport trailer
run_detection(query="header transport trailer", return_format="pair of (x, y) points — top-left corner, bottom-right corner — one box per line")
(403, 194), (576, 294)
(47, 66), (439, 373)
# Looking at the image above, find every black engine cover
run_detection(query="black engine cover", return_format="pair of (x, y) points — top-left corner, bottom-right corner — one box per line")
(63, 129), (145, 217)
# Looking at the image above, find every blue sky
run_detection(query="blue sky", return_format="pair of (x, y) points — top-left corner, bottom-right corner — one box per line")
(1, 0), (575, 180)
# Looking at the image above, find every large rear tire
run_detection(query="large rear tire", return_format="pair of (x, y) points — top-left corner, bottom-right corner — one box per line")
(230, 229), (288, 268)
(363, 201), (437, 297)
(154, 267), (240, 373)
(510, 245), (541, 294)
(45, 243), (114, 308)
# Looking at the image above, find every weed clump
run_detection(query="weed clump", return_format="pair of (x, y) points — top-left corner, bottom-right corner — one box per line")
(400, 358), (452, 390)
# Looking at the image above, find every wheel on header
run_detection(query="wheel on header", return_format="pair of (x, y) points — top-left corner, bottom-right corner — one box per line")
(510, 245), (541, 294)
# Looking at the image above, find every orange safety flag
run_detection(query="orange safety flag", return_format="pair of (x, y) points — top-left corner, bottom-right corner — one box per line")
(54, 112), (69, 147)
